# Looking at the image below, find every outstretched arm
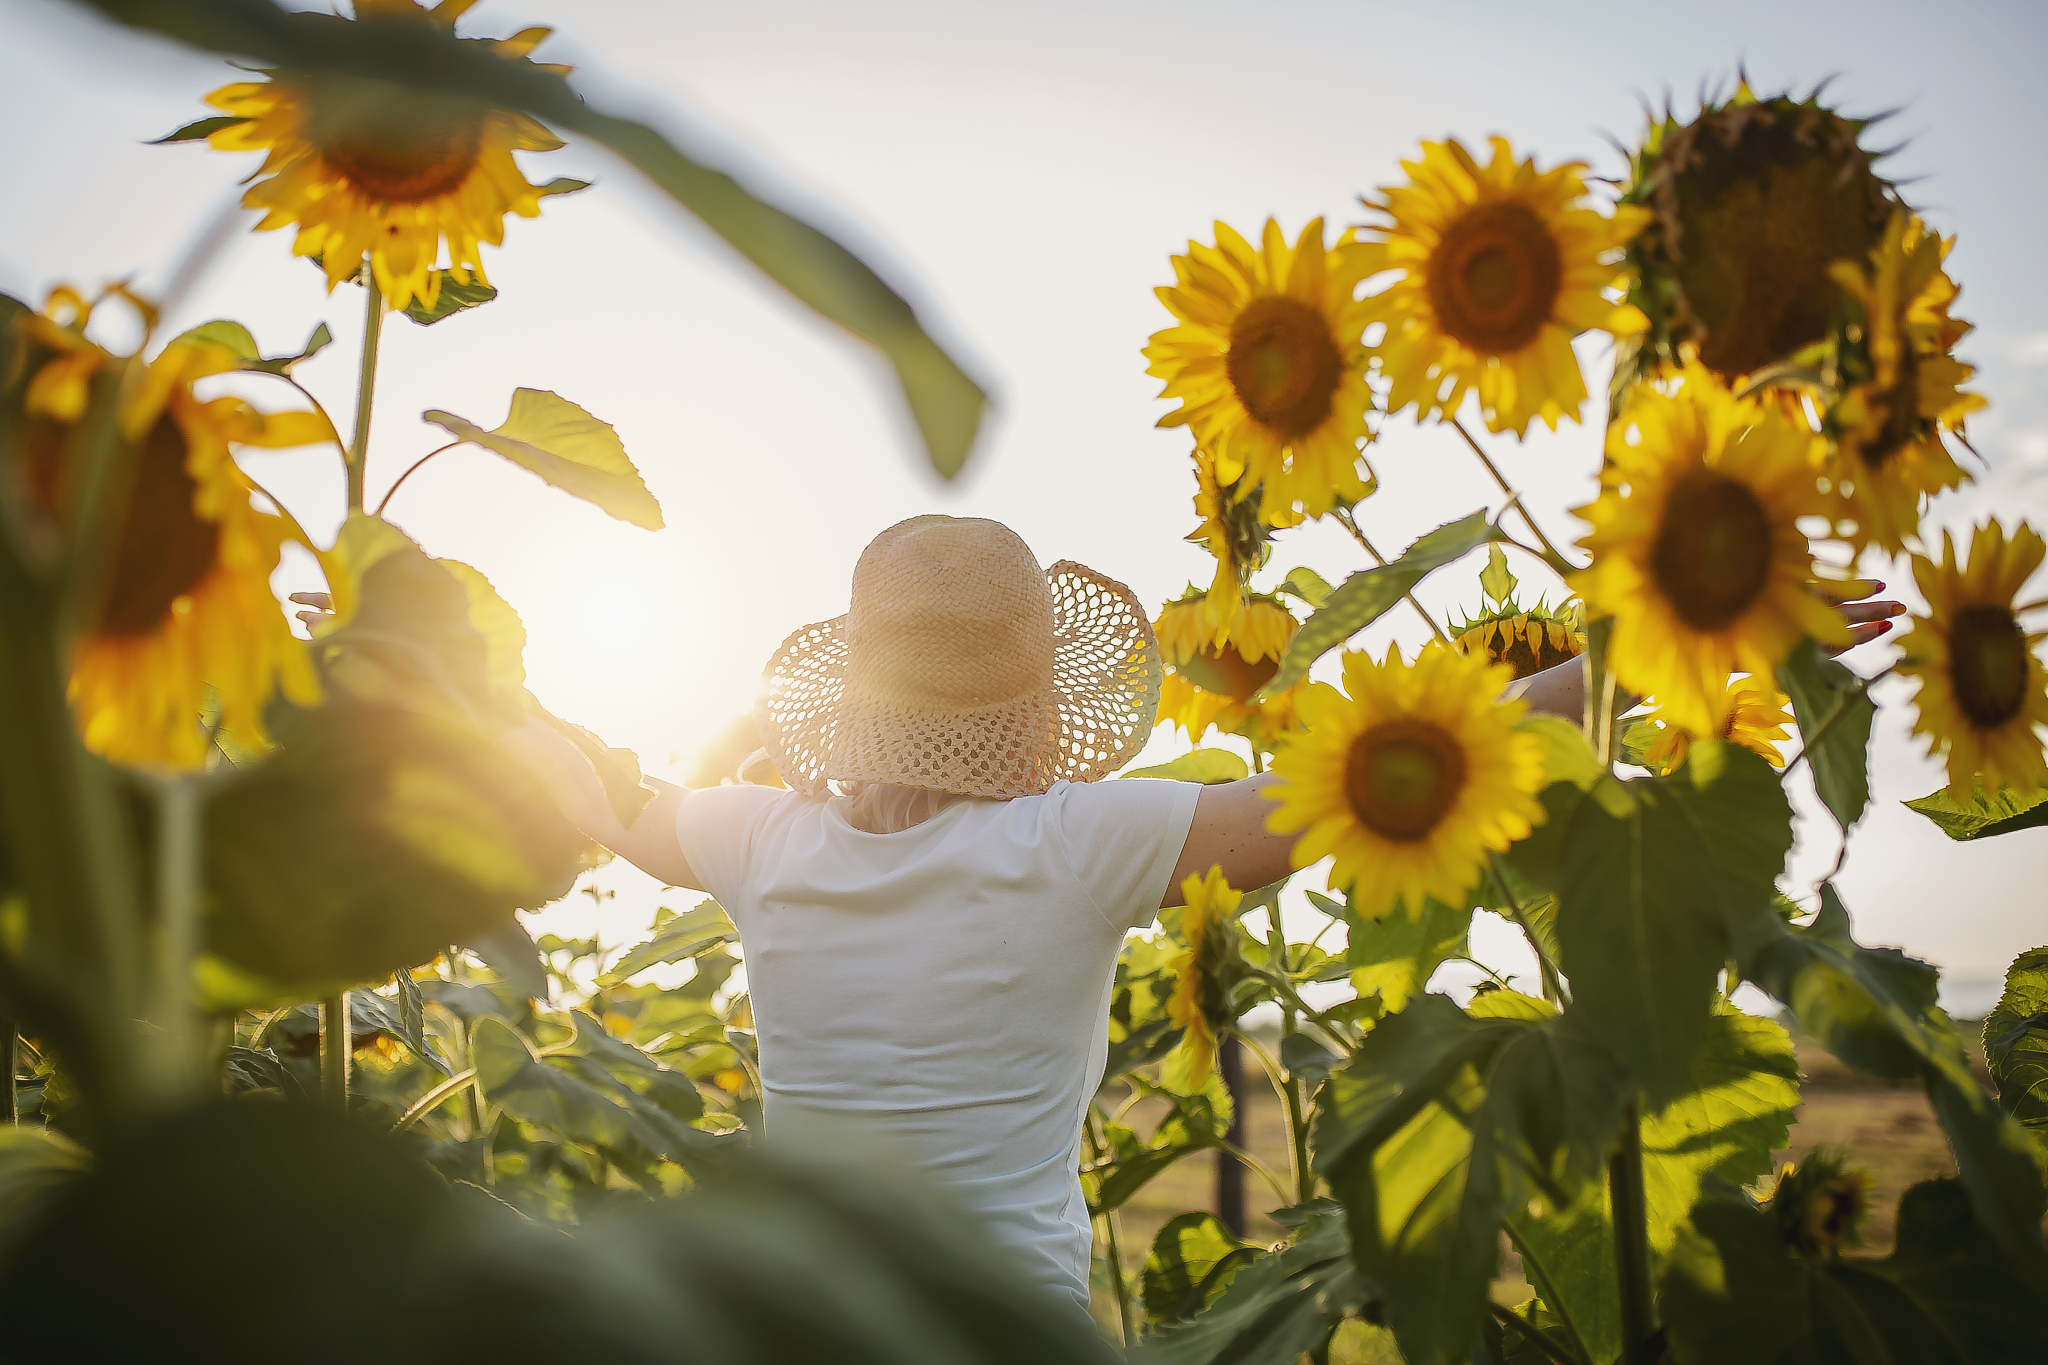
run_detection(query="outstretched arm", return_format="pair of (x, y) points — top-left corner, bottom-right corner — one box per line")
(1155, 586), (1907, 908)
(505, 716), (706, 891)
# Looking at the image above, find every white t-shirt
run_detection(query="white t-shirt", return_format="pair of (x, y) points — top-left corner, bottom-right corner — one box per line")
(673, 777), (1204, 1315)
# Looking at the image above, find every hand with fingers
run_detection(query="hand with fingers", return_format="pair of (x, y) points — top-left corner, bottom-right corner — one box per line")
(288, 591), (334, 637)
(1818, 579), (1907, 656)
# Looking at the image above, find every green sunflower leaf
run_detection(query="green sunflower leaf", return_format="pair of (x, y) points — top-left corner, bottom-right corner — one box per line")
(400, 273), (498, 326)
(1311, 997), (1630, 1365)
(1902, 782), (2048, 840)
(148, 114), (246, 143)
(172, 318), (333, 375)
(1140, 1212), (1258, 1324)
(1736, 884), (2048, 1288)
(1504, 1007), (1800, 1364)
(93, 0), (987, 478)
(1661, 1177), (2048, 1363)
(1343, 893), (1468, 1017)
(1777, 637), (1874, 829)
(1258, 511), (1507, 698)
(600, 901), (739, 987)
(1983, 947), (2048, 1148)
(1123, 748), (1249, 784)
(1130, 1203), (1370, 1364)
(1556, 745), (1792, 1102)
(425, 389), (664, 530)
(1275, 566), (1334, 609)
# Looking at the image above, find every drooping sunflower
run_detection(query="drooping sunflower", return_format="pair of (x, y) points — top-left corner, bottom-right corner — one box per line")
(1184, 451), (1297, 632)
(1265, 644), (1548, 919)
(58, 336), (323, 769)
(1895, 521), (2048, 799)
(1355, 136), (1650, 437)
(1640, 674), (1795, 775)
(1167, 864), (1244, 1085)
(1572, 365), (1846, 736)
(1146, 218), (1376, 519)
(1155, 590), (1303, 745)
(1621, 83), (1898, 385)
(1823, 213), (1984, 555)
(1766, 1153), (1872, 1257)
(199, 1), (572, 314)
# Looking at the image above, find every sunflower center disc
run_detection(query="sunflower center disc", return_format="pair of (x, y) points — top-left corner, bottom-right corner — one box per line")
(1225, 295), (1342, 438)
(307, 80), (487, 205)
(1177, 646), (1280, 703)
(101, 414), (221, 638)
(1650, 469), (1774, 631)
(1949, 603), (2029, 729)
(1345, 718), (1469, 843)
(1426, 202), (1562, 355)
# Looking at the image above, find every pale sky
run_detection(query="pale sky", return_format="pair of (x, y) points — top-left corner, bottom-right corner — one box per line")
(3, 0), (2043, 1000)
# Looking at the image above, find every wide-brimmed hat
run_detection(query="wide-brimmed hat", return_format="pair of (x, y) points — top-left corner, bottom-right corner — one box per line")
(755, 515), (1162, 798)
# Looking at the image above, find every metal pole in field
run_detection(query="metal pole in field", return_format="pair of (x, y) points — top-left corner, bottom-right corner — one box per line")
(1215, 1034), (1247, 1236)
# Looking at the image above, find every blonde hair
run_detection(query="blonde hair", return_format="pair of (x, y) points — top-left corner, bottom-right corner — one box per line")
(834, 782), (982, 835)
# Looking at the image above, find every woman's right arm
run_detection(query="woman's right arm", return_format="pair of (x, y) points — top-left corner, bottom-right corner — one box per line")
(505, 717), (705, 890)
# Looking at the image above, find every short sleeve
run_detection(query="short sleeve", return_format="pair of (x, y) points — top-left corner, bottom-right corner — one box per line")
(674, 784), (790, 907)
(1051, 778), (1204, 932)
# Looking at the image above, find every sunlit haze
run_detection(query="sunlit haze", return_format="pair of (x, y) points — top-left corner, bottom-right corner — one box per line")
(4, 0), (2043, 1005)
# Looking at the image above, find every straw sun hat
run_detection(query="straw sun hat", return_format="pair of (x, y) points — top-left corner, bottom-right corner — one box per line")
(755, 515), (1163, 798)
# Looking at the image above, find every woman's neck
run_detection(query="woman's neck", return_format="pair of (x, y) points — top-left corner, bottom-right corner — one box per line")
(837, 783), (973, 834)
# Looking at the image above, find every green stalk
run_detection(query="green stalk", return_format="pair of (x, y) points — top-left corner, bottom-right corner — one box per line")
(145, 776), (202, 1108)
(1583, 617), (1617, 766)
(1266, 901), (1312, 1203)
(1, 1021), (15, 1125)
(345, 265), (384, 515)
(1609, 1101), (1656, 1364)
(1085, 1111), (1134, 1345)
(321, 993), (349, 1112)
(1487, 851), (1562, 1006)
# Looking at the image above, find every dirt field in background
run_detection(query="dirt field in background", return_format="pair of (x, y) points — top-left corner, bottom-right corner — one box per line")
(1091, 1025), (1995, 1352)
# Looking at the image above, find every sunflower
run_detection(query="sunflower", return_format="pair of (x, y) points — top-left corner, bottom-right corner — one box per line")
(1621, 83), (1897, 385)
(1766, 1153), (1872, 1257)
(1824, 213), (1983, 555)
(199, 2), (570, 314)
(1895, 521), (2048, 799)
(59, 336), (323, 769)
(1265, 644), (1547, 919)
(1571, 365), (1846, 736)
(1167, 865), (1243, 1085)
(1355, 136), (1650, 437)
(1146, 218), (1376, 519)
(1640, 674), (1794, 775)
(1155, 590), (1304, 745)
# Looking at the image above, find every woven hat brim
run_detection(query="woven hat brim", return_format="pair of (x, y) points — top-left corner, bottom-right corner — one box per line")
(754, 561), (1162, 798)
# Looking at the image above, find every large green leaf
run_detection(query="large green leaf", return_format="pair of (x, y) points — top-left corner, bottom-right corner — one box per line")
(1344, 894), (1469, 1017)
(204, 702), (588, 994)
(1985, 948), (2048, 1147)
(424, 389), (663, 530)
(1902, 782), (2048, 840)
(471, 1018), (737, 1176)
(172, 317), (333, 375)
(1130, 1202), (1371, 1364)
(1778, 638), (1874, 829)
(1311, 996), (1629, 1365)
(1088, 1079), (1232, 1216)
(1505, 1007), (1801, 1364)
(1259, 512), (1507, 697)
(88, 0), (987, 477)
(600, 901), (739, 987)
(1661, 1177), (2048, 1363)
(0, 1127), (89, 1253)
(1141, 1212), (1258, 1324)
(1123, 749), (1251, 784)
(1737, 885), (2048, 1288)
(1107, 935), (1185, 1081)
(1557, 746), (1792, 1102)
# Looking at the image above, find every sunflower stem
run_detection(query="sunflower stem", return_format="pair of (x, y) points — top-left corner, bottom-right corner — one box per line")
(146, 775), (204, 1107)
(374, 442), (463, 518)
(1449, 418), (1578, 577)
(1487, 850), (1562, 1006)
(345, 264), (384, 516)
(321, 992), (349, 1112)
(1584, 617), (1617, 767)
(1610, 1100), (1657, 1365)
(1333, 509), (1451, 644)
(1085, 1108), (1134, 1346)
(1266, 900), (1313, 1204)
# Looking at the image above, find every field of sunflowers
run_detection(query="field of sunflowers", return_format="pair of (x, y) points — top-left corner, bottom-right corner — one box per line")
(0, 2), (2044, 1363)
